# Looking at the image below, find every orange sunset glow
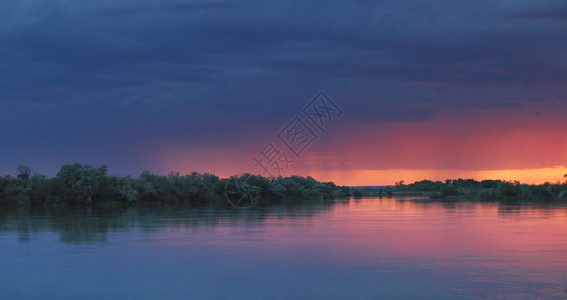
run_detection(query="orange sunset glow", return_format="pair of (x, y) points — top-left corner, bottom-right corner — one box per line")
(160, 105), (567, 186)
(309, 167), (567, 186)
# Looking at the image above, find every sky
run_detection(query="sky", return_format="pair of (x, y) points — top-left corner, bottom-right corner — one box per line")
(1, 0), (566, 185)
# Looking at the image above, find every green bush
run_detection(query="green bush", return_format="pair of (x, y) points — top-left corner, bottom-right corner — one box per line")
(0, 164), (351, 207)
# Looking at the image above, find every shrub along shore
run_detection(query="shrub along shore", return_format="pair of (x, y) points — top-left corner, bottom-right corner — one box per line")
(388, 178), (567, 202)
(0, 164), (351, 207)
(2, 164), (566, 207)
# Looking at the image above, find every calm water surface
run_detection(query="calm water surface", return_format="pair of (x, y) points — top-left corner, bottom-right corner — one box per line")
(1, 197), (566, 299)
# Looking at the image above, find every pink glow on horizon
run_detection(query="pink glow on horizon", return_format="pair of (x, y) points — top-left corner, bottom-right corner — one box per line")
(159, 105), (567, 186)
(308, 166), (567, 186)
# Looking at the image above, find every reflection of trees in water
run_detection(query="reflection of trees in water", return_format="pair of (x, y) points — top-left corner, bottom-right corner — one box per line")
(496, 202), (567, 218)
(400, 197), (567, 217)
(2, 198), (564, 244)
(0, 201), (337, 244)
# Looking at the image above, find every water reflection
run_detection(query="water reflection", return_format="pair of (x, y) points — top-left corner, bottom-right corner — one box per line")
(1, 198), (566, 245)
(0, 201), (341, 244)
(0, 198), (566, 299)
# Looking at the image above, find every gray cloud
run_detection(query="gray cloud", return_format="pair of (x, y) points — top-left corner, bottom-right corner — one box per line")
(1, 0), (567, 175)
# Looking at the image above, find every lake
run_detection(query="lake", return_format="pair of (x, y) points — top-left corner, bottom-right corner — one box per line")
(1, 197), (566, 299)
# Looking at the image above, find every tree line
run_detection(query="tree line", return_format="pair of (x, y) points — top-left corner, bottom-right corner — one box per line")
(392, 178), (567, 201)
(0, 164), (351, 207)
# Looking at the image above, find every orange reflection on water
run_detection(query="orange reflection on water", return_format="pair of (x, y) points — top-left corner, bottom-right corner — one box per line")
(320, 199), (567, 258)
(161, 198), (567, 269)
(154, 197), (567, 297)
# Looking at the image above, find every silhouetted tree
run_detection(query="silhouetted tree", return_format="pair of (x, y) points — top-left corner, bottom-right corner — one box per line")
(17, 166), (31, 181)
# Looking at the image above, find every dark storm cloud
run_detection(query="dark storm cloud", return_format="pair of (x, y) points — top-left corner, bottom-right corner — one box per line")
(505, 0), (567, 21)
(3, 0), (567, 98)
(1, 0), (566, 175)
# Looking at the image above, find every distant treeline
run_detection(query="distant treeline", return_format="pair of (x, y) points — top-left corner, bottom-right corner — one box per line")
(0, 164), (351, 207)
(3, 164), (566, 207)
(391, 178), (567, 201)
